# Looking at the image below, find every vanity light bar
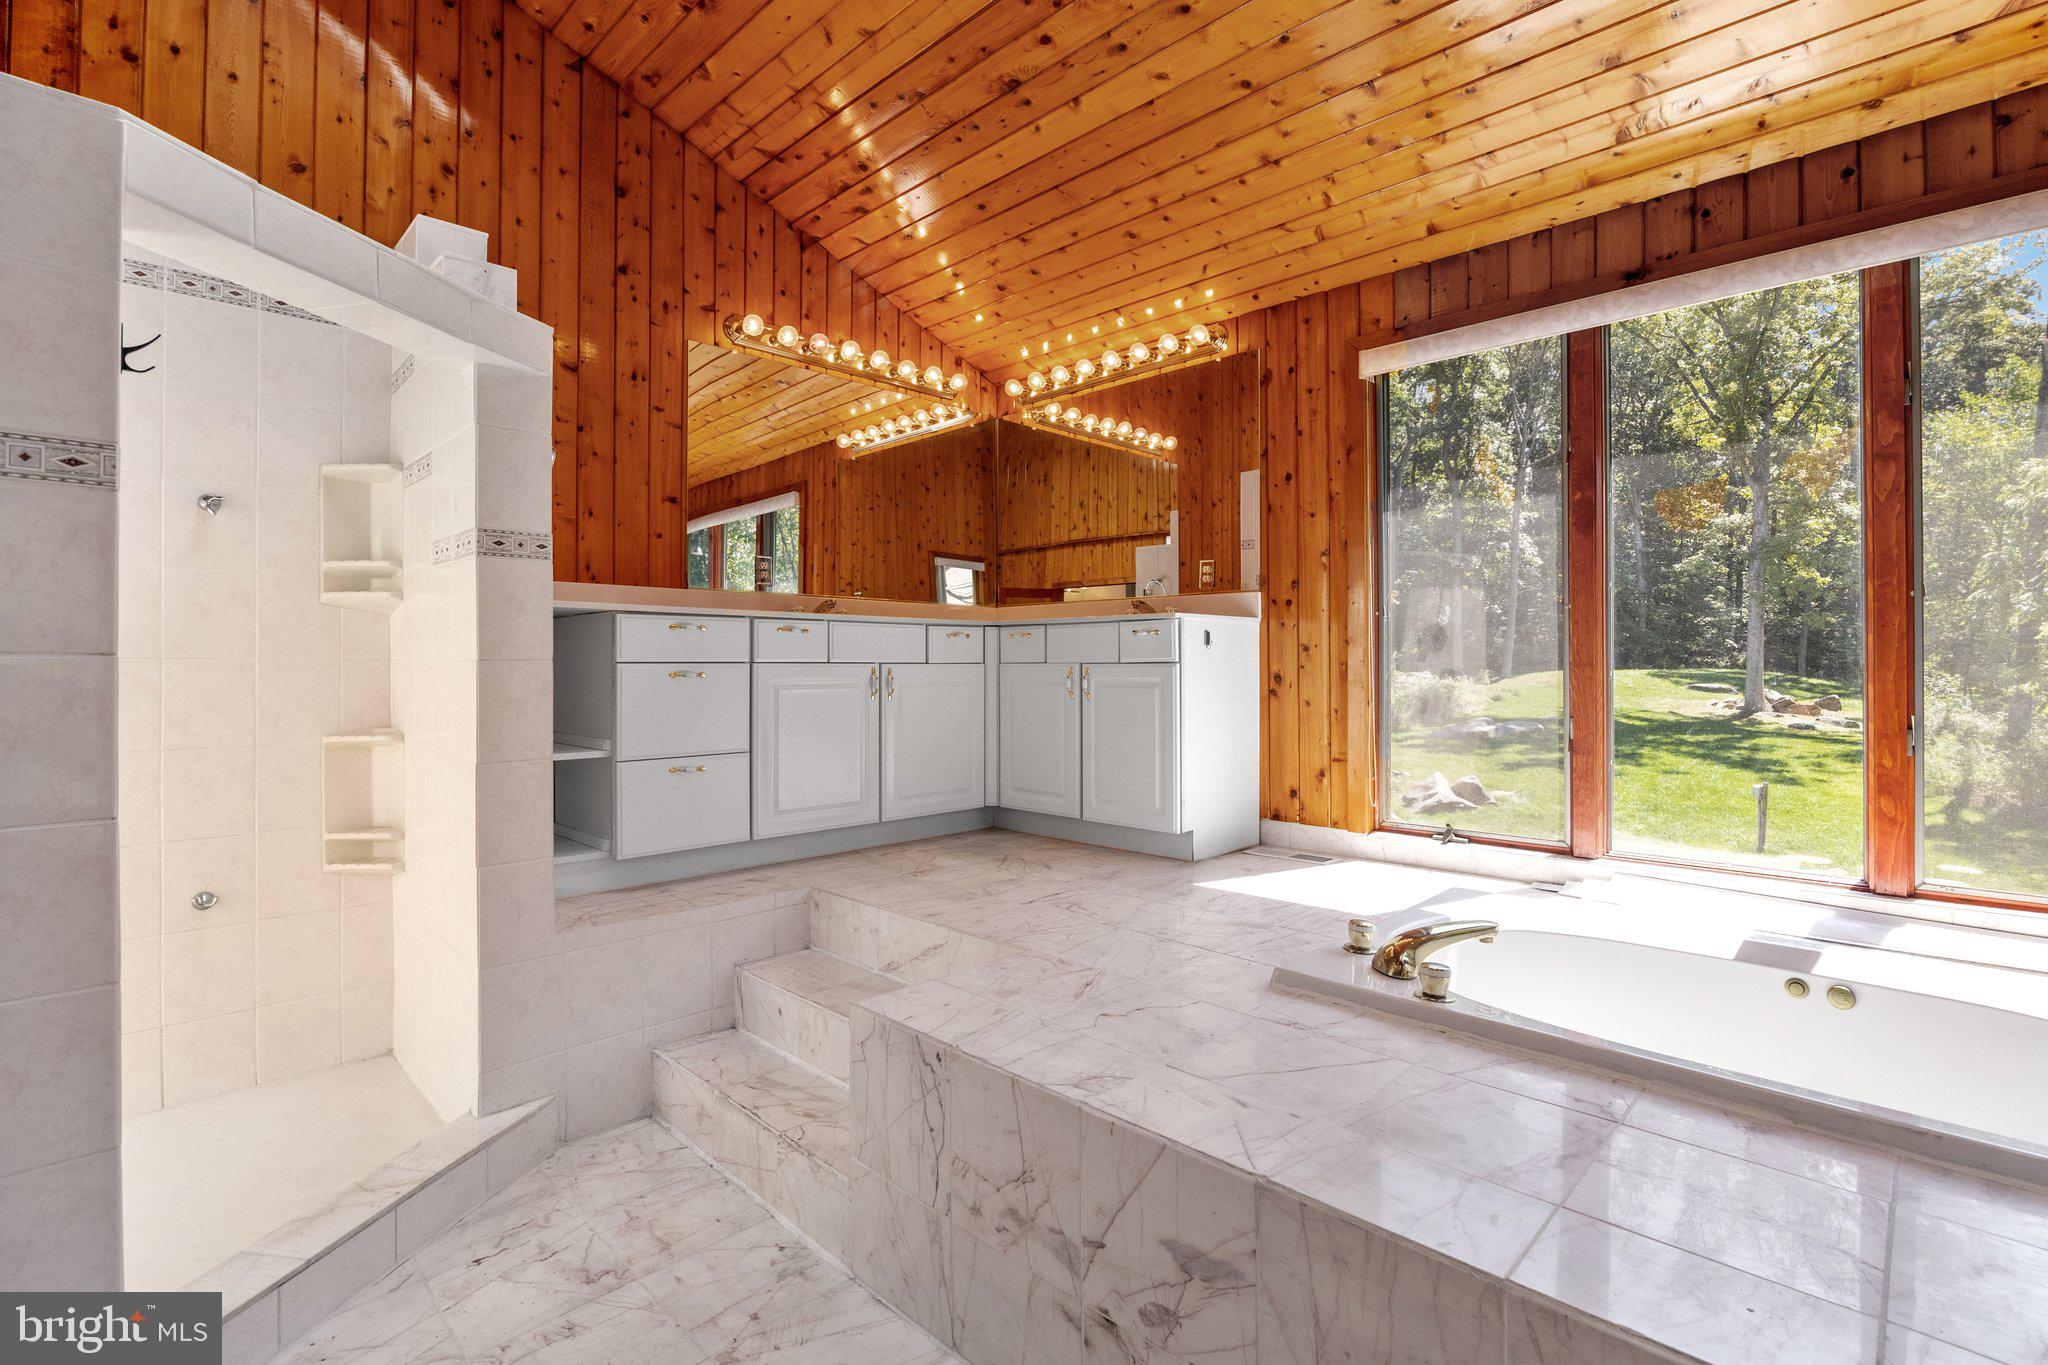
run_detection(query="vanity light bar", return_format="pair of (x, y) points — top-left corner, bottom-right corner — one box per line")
(724, 313), (970, 402)
(1017, 402), (1179, 458)
(1003, 323), (1227, 403)
(835, 403), (974, 455)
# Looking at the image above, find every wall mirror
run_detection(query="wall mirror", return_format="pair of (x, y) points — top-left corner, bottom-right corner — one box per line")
(683, 339), (1260, 606)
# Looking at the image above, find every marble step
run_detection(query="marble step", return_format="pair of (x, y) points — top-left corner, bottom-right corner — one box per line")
(809, 889), (1010, 985)
(653, 1029), (851, 1259)
(737, 948), (904, 1082)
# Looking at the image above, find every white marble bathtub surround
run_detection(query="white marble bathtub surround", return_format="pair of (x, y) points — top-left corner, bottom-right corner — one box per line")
(0, 72), (125, 1293)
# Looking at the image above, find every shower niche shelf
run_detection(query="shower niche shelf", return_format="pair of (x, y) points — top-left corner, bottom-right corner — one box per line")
(323, 729), (405, 873)
(321, 464), (404, 613)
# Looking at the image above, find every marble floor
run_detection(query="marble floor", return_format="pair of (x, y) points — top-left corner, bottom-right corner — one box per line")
(274, 1118), (960, 1364)
(125, 1056), (442, 1292)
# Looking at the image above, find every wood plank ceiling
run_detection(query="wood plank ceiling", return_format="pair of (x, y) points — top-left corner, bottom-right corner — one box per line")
(518, 0), (2046, 384)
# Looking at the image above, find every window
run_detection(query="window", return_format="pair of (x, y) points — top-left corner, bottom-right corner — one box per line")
(1919, 230), (2048, 899)
(1379, 336), (1567, 842)
(1607, 274), (1865, 877)
(685, 494), (800, 593)
(935, 556), (985, 606)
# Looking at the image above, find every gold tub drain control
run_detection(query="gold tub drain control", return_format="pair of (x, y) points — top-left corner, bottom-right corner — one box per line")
(1784, 977), (1810, 999)
(1827, 984), (1857, 1010)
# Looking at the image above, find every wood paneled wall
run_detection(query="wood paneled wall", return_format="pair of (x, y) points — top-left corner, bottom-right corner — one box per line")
(1251, 89), (2048, 834)
(994, 420), (1177, 595)
(0, 0), (984, 586)
(689, 423), (996, 603)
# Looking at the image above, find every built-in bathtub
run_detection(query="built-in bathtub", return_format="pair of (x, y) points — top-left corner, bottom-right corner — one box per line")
(1273, 886), (2048, 1184)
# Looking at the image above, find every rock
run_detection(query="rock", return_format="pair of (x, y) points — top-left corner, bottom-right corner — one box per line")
(1786, 720), (1821, 732)
(1449, 775), (1495, 806)
(1491, 719), (1547, 736)
(1402, 772), (1476, 815)
(1765, 688), (1792, 708)
(1688, 682), (1738, 693)
(1815, 694), (1842, 711)
(1781, 701), (1822, 717)
(1430, 717), (1499, 742)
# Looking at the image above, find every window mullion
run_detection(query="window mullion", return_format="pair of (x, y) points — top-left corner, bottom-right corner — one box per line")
(1861, 261), (1918, 897)
(1565, 328), (1612, 861)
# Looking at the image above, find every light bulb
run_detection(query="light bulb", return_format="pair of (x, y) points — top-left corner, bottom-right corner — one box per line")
(898, 360), (917, 380)
(1116, 420), (1132, 437)
(1082, 415), (1097, 431)
(837, 433), (850, 448)
(810, 332), (832, 354)
(1004, 379), (1024, 397)
(949, 373), (968, 391)
(1188, 323), (1210, 346)
(839, 339), (861, 362)
(1133, 427), (1147, 443)
(869, 349), (889, 371)
(1158, 333), (1179, 354)
(1075, 358), (1095, 379)
(740, 313), (766, 338)
(1026, 373), (1046, 392)
(1164, 436), (1177, 450)
(774, 324), (800, 348)
(1065, 407), (1080, 422)
(923, 366), (941, 386)
(1129, 342), (1150, 363)
(1148, 433), (1162, 449)
(1101, 350), (1121, 371)
(1050, 365), (1070, 385)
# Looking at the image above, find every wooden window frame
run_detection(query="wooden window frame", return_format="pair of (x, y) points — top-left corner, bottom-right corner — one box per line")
(1363, 262), (2000, 907)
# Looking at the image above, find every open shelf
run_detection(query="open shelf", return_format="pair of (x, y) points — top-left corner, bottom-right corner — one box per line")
(553, 740), (610, 762)
(324, 729), (404, 872)
(322, 464), (404, 612)
(554, 833), (609, 865)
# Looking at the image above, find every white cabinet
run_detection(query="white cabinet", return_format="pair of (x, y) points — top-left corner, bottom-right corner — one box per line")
(1081, 663), (1180, 833)
(753, 663), (881, 837)
(614, 753), (750, 859)
(882, 665), (985, 821)
(998, 663), (1082, 817)
(615, 663), (750, 760)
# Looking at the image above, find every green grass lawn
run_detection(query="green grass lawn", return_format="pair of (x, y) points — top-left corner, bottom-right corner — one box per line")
(1389, 666), (1868, 874)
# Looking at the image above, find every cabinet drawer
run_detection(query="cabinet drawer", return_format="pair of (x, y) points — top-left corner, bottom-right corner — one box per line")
(616, 614), (750, 662)
(926, 625), (983, 664)
(828, 621), (925, 663)
(1047, 622), (1118, 663)
(1117, 620), (1178, 662)
(616, 663), (750, 759)
(997, 625), (1046, 663)
(614, 754), (750, 859)
(754, 618), (827, 662)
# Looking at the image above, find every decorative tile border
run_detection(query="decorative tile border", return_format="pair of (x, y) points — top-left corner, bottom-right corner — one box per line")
(120, 256), (333, 325)
(477, 528), (553, 560)
(391, 353), (418, 393)
(402, 452), (432, 487)
(2, 430), (118, 489)
(432, 527), (553, 564)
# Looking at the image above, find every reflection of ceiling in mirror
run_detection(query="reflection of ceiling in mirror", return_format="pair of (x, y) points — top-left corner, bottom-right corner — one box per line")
(686, 341), (921, 487)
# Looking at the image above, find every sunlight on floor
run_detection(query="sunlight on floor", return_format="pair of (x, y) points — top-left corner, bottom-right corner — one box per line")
(123, 1056), (441, 1292)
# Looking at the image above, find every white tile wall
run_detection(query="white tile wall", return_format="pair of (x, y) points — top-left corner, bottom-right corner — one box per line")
(0, 72), (124, 1291)
(118, 255), (397, 1114)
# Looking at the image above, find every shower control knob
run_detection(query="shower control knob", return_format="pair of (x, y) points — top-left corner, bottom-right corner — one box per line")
(1344, 918), (1375, 954)
(1417, 961), (1453, 1003)
(191, 890), (219, 912)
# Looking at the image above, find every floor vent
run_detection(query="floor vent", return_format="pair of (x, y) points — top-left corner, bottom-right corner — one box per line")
(1245, 846), (1341, 864)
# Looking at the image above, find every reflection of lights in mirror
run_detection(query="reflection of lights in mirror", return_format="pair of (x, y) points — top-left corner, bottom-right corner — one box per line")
(1003, 322), (1224, 403)
(1015, 402), (1178, 458)
(834, 403), (974, 454)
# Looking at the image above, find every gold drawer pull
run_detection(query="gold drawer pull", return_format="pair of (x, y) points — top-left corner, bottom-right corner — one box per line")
(667, 622), (708, 631)
(668, 764), (707, 774)
(1011, 630), (1034, 638)
(946, 630), (971, 638)
(774, 625), (810, 634)
(667, 670), (708, 679)
(1130, 627), (1161, 636)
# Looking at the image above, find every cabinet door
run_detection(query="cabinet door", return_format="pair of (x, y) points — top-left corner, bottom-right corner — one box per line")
(881, 665), (986, 821)
(998, 663), (1080, 818)
(1082, 663), (1180, 833)
(753, 664), (880, 838)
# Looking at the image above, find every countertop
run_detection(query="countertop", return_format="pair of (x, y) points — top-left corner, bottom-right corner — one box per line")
(552, 582), (1260, 622)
